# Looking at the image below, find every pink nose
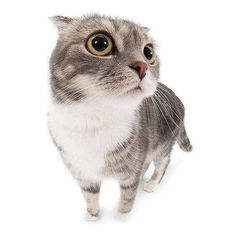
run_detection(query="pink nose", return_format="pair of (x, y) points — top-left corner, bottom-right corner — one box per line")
(129, 61), (148, 80)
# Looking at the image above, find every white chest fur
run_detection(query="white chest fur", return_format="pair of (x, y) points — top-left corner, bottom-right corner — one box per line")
(48, 101), (137, 182)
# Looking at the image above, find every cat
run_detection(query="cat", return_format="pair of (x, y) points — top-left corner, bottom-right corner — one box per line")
(48, 14), (192, 220)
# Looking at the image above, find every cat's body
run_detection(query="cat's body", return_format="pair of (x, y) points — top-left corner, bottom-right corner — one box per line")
(48, 15), (192, 220)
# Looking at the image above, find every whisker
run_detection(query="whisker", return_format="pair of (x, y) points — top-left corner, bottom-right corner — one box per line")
(154, 91), (183, 128)
(150, 96), (175, 136)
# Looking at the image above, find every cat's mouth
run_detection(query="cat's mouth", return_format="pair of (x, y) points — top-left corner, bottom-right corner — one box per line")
(124, 85), (142, 95)
(123, 77), (156, 98)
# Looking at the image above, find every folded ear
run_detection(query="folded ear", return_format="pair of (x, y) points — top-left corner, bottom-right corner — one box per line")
(49, 16), (75, 32)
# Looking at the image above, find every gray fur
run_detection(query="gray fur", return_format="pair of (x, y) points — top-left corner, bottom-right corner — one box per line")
(50, 14), (159, 103)
(48, 14), (192, 219)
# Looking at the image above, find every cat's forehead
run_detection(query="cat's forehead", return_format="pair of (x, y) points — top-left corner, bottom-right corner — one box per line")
(81, 16), (144, 33)
(67, 16), (153, 49)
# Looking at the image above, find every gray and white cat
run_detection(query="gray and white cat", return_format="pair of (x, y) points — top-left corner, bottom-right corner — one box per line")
(48, 15), (192, 220)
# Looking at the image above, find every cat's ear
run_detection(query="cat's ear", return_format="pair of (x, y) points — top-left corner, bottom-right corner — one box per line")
(49, 16), (75, 33)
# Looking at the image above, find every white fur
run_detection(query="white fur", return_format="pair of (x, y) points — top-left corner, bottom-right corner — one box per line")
(48, 71), (156, 183)
(85, 212), (99, 221)
(48, 99), (138, 182)
(140, 71), (157, 97)
(143, 179), (157, 192)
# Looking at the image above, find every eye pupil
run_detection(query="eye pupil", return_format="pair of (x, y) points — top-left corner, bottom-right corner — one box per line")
(144, 46), (153, 60)
(92, 36), (109, 52)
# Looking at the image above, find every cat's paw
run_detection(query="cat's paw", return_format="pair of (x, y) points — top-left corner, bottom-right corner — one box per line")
(143, 180), (156, 193)
(85, 212), (99, 221)
(118, 202), (133, 215)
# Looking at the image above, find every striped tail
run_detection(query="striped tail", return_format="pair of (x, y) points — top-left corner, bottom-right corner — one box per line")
(177, 126), (193, 152)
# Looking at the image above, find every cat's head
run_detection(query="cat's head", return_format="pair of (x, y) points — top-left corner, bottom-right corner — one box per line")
(50, 15), (159, 106)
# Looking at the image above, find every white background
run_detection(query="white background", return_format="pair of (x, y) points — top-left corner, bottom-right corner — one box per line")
(0, 0), (235, 235)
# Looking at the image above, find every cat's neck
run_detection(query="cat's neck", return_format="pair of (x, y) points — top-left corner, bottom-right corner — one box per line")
(49, 99), (140, 131)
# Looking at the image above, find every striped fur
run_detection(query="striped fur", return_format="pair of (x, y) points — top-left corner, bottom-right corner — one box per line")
(48, 15), (192, 220)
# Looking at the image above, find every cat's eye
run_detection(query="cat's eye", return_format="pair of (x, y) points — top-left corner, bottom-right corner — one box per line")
(86, 33), (113, 56)
(143, 45), (155, 62)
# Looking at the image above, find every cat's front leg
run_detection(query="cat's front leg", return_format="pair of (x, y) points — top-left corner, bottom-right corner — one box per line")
(80, 180), (101, 221)
(118, 176), (139, 214)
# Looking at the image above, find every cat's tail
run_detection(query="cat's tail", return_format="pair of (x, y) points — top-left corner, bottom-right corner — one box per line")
(177, 126), (193, 152)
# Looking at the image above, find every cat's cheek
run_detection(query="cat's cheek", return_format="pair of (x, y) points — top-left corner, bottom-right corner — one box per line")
(140, 74), (157, 97)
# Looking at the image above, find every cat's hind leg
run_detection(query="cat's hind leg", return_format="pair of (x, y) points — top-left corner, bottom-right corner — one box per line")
(143, 155), (170, 193)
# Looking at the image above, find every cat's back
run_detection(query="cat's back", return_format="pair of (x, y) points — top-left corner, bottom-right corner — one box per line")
(139, 82), (185, 150)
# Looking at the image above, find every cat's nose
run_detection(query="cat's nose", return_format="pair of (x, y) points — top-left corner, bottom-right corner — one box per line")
(129, 61), (148, 80)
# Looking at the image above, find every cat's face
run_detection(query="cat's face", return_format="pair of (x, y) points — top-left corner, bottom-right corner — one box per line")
(50, 15), (159, 105)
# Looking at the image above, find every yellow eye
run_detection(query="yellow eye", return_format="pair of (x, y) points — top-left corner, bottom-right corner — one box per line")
(86, 33), (113, 56)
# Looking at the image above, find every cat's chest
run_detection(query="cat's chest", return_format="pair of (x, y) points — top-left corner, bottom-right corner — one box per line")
(48, 103), (135, 181)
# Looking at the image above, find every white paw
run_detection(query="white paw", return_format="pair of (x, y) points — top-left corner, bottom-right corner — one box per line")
(143, 180), (156, 193)
(85, 212), (99, 221)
